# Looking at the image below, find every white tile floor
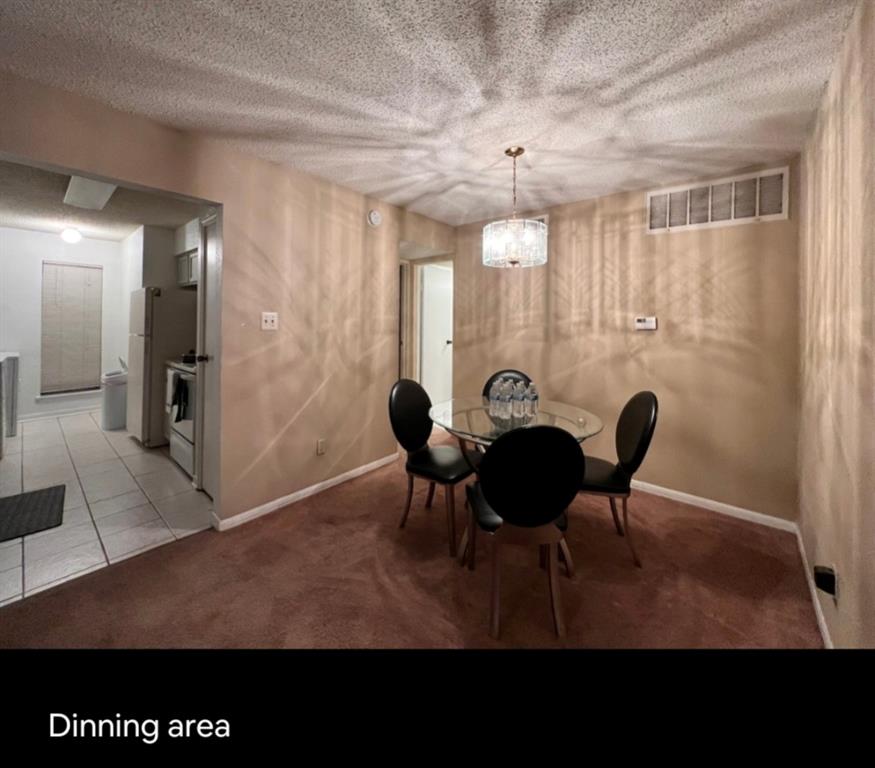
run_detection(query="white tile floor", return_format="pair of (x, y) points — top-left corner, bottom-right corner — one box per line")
(0, 410), (214, 606)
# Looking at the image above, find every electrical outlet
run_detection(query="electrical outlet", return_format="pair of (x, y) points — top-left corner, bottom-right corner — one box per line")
(814, 565), (838, 604)
(316, 438), (327, 456)
(261, 312), (279, 331)
(634, 316), (657, 331)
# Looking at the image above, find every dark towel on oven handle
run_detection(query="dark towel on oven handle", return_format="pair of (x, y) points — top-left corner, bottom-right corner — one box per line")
(172, 377), (189, 423)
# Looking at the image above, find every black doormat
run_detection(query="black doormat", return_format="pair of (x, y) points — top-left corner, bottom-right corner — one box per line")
(0, 485), (65, 542)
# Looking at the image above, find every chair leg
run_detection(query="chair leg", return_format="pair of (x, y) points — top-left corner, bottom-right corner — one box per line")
(468, 521), (478, 571)
(609, 496), (624, 536)
(558, 538), (575, 578)
(425, 482), (436, 509)
(547, 543), (565, 638)
(490, 538), (501, 639)
(445, 484), (456, 557)
(457, 525), (469, 566)
(398, 474), (414, 529)
(458, 499), (474, 567)
(622, 496), (642, 568)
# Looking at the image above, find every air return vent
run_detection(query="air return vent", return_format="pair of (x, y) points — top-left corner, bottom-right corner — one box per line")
(689, 186), (710, 225)
(646, 166), (788, 234)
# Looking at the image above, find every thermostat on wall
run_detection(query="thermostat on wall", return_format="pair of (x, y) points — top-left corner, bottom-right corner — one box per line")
(367, 209), (382, 227)
(634, 316), (658, 331)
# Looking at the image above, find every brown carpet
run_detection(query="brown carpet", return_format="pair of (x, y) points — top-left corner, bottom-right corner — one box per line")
(0, 453), (821, 648)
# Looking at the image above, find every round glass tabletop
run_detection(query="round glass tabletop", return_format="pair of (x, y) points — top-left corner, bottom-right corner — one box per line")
(429, 396), (603, 447)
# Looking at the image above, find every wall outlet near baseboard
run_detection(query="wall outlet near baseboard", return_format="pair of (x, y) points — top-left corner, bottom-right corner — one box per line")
(814, 565), (838, 604)
(261, 311), (279, 331)
(316, 438), (326, 456)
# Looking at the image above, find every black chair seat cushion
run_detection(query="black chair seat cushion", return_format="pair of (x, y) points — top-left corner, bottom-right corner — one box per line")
(580, 457), (631, 495)
(466, 482), (567, 533)
(406, 445), (474, 484)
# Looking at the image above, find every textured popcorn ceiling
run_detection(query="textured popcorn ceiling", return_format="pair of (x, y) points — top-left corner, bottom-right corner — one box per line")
(0, 160), (208, 240)
(0, 0), (859, 225)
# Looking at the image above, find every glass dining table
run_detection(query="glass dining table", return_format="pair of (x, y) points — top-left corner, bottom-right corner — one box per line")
(429, 396), (603, 453)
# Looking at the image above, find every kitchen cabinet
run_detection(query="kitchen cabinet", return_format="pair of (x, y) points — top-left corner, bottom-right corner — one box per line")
(174, 218), (200, 254)
(174, 218), (200, 288)
(176, 250), (198, 287)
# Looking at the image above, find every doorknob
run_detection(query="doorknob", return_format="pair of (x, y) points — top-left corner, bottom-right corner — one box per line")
(196, 354), (210, 362)
(445, 340), (453, 345)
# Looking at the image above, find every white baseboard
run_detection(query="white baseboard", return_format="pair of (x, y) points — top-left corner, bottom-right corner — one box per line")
(794, 527), (833, 649)
(631, 478), (832, 648)
(18, 404), (99, 422)
(212, 452), (399, 532)
(631, 479), (797, 532)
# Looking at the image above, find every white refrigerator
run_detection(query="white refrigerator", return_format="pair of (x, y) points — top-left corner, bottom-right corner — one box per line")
(127, 287), (197, 447)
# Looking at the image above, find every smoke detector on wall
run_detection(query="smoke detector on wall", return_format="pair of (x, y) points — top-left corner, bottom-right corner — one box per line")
(367, 209), (382, 227)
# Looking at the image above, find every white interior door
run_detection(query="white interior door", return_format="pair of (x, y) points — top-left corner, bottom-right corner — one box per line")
(196, 214), (221, 505)
(419, 262), (453, 404)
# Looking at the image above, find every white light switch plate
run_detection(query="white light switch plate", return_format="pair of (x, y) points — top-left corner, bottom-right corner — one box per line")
(634, 316), (657, 331)
(261, 312), (279, 331)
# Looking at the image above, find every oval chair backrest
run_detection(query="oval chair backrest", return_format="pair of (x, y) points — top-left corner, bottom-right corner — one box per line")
(388, 379), (433, 453)
(481, 369), (532, 398)
(615, 391), (658, 476)
(479, 426), (584, 528)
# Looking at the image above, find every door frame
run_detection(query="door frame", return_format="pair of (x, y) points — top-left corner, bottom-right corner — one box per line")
(398, 260), (419, 381)
(399, 255), (455, 386)
(195, 210), (222, 515)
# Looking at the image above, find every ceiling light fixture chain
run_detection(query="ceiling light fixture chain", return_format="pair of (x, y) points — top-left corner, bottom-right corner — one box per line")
(512, 152), (517, 217)
(505, 145), (524, 218)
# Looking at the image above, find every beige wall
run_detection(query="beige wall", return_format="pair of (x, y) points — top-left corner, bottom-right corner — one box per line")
(401, 209), (454, 256)
(799, 0), (875, 647)
(454, 167), (800, 520)
(0, 71), (417, 520)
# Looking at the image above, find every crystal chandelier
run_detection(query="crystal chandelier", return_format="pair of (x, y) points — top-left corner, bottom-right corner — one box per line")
(482, 146), (548, 268)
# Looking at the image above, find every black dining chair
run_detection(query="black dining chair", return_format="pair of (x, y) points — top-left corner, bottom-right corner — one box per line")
(481, 368), (532, 398)
(388, 379), (477, 556)
(460, 425), (584, 639)
(578, 391), (658, 567)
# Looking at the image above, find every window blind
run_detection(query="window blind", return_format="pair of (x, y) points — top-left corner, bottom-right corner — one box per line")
(41, 262), (103, 394)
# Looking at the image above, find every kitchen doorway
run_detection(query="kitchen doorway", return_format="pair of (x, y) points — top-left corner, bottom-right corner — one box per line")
(0, 156), (225, 605)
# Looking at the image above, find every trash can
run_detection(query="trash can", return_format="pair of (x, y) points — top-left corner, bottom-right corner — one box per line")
(101, 369), (127, 430)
